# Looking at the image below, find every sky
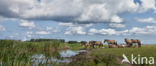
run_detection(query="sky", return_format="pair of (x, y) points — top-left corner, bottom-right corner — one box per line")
(0, 0), (156, 44)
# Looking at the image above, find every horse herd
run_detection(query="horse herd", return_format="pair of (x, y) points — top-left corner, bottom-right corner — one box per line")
(81, 38), (141, 48)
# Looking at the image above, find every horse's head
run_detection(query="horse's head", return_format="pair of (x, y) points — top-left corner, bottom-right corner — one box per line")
(124, 38), (128, 41)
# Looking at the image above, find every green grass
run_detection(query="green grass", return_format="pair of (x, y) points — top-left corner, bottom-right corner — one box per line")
(91, 45), (156, 66)
(92, 45), (156, 57)
(0, 40), (156, 66)
(66, 43), (83, 50)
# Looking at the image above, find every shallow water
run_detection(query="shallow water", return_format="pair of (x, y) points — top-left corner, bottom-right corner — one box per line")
(0, 62), (2, 66)
(59, 50), (87, 57)
(31, 50), (87, 65)
(31, 54), (71, 66)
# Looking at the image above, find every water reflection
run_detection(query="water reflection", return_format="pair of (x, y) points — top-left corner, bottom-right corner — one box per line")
(0, 62), (2, 66)
(31, 54), (71, 66)
(60, 50), (87, 57)
(31, 50), (87, 65)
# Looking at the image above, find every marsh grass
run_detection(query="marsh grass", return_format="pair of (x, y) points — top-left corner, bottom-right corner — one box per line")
(0, 40), (75, 66)
(0, 40), (156, 66)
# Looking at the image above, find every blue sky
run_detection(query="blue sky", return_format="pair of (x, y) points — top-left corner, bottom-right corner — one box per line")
(0, 0), (156, 44)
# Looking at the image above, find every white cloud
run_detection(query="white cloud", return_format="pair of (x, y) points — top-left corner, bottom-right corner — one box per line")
(129, 26), (156, 35)
(36, 31), (50, 35)
(60, 22), (94, 35)
(88, 28), (117, 35)
(59, 22), (93, 28)
(1, 0), (155, 23)
(46, 26), (52, 30)
(0, 25), (5, 31)
(35, 26), (56, 35)
(65, 26), (86, 35)
(59, 23), (73, 26)
(85, 24), (93, 27)
(26, 31), (33, 38)
(109, 23), (125, 28)
(22, 37), (27, 41)
(140, 0), (156, 12)
(136, 17), (156, 23)
(76, 0), (139, 23)
(19, 20), (36, 28)
(88, 25), (156, 36)
(111, 15), (123, 23)
(88, 28), (129, 35)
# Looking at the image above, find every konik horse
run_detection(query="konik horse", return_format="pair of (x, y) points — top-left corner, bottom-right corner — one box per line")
(104, 39), (118, 48)
(124, 38), (141, 48)
(81, 41), (90, 48)
(104, 39), (117, 45)
(89, 41), (103, 48)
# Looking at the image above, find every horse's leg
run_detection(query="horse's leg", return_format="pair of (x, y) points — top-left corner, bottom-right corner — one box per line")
(94, 44), (96, 48)
(108, 44), (111, 48)
(100, 44), (103, 48)
(127, 43), (131, 48)
(93, 44), (95, 48)
(129, 43), (133, 47)
(126, 42), (129, 47)
(115, 42), (117, 45)
(99, 44), (101, 48)
(138, 42), (141, 48)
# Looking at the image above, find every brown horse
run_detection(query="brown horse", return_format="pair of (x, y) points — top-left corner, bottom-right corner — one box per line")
(124, 38), (141, 47)
(83, 42), (90, 48)
(118, 44), (137, 48)
(81, 41), (87, 46)
(104, 39), (117, 45)
(95, 41), (103, 48)
(81, 41), (91, 48)
(108, 44), (118, 48)
(118, 44), (127, 48)
(89, 41), (103, 48)
(89, 41), (95, 48)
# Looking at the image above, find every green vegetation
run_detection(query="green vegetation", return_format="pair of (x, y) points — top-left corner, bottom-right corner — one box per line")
(0, 40), (83, 66)
(0, 39), (156, 66)
(69, 45), (156, 66)
(29, 38), (65, 43)
(68, 41), (79, 44)
(91, 45), (156, 66)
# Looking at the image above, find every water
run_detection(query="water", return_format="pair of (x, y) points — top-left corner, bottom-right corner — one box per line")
(59, 50), (87, 57)
(31, 54), (71, 66)
(31, 50), (87, 65)
(0, 62), (2, 66)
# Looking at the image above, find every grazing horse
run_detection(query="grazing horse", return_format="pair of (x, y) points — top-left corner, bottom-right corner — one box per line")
(89, 41), (103, 48)
(118, 44), (128, 48)
(81, 41), (87, 46)
(89, 41), (96, 48)
(124, 38), (141, 48)
(108, 44), (118, 48)
(104, 39), (117, 45)
(81, 41), (90, 48)
(84, 43), (90, 48)
(95, 41), (103, 48)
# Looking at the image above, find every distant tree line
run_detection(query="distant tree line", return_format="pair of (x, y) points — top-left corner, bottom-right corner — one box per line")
(67, 41), (87, 44)
(0, 39), (88, 44)
(68, 41), (78, 44)
(29, 39), (65, 43)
